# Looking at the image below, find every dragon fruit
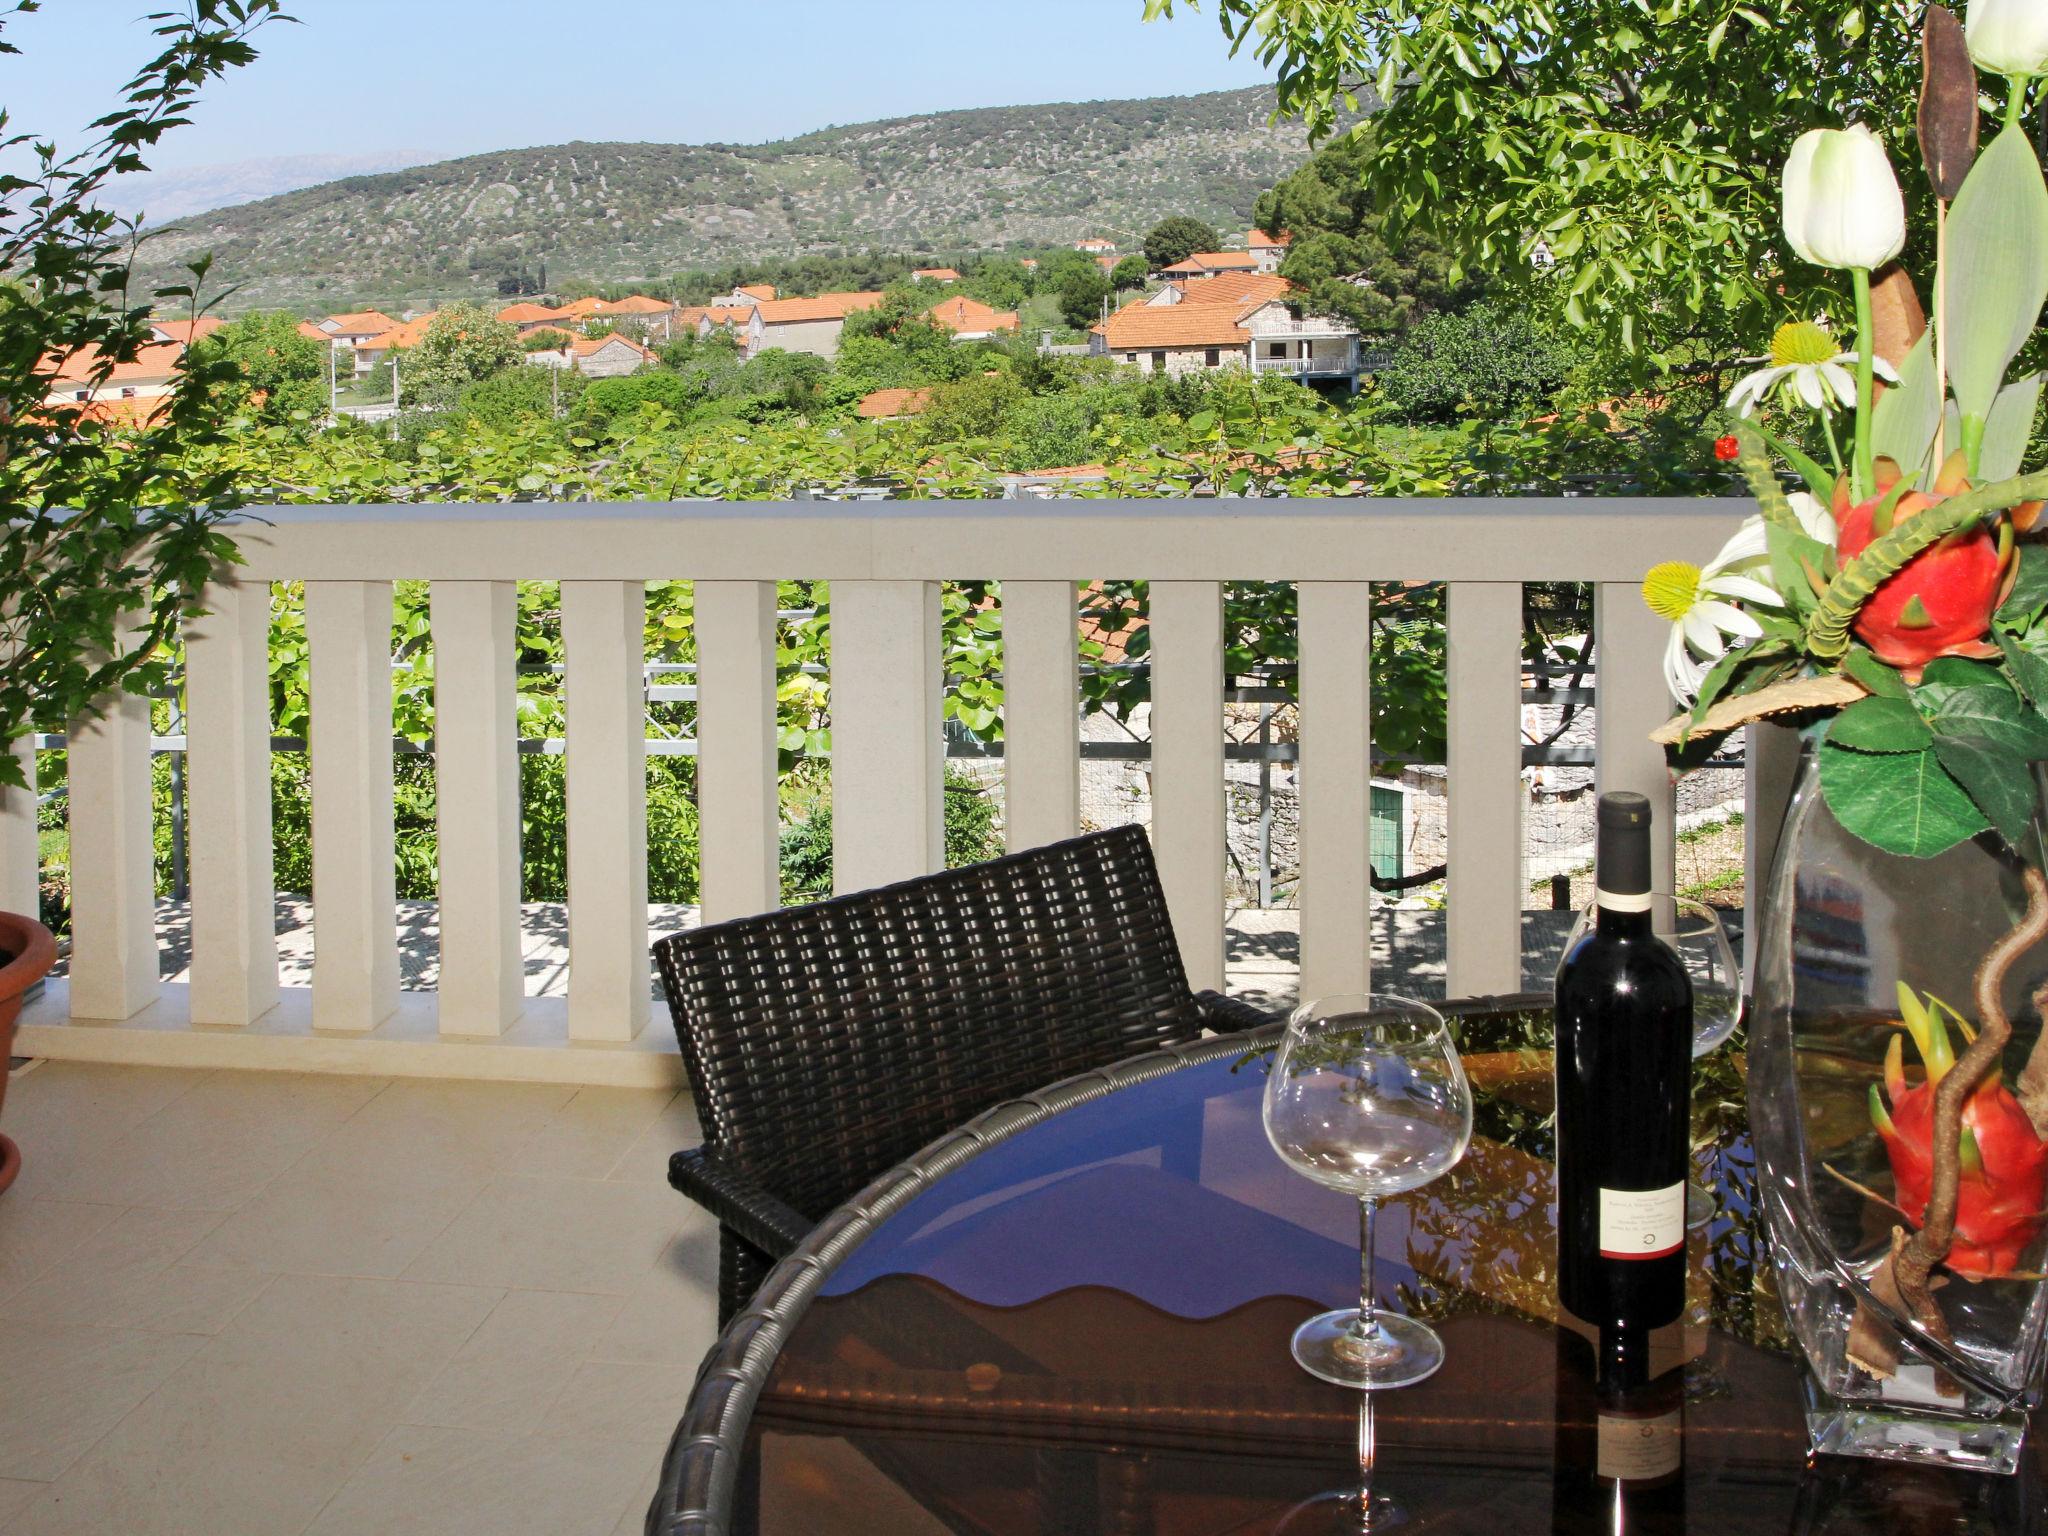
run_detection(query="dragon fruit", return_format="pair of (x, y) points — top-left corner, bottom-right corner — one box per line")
(1832, 458), (2017, 678)
(1868, 984), (2048, 1276)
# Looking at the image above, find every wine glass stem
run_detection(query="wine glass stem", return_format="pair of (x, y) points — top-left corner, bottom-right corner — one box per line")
(1355, 1195), (1379, 1343)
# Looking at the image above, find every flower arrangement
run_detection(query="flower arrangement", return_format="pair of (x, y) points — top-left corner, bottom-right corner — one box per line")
(1646, 3), (2048, 1378)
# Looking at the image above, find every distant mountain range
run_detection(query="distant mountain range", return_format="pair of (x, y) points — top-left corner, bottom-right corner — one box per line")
(111, 150), (449, 225)
(132, 86), (1360, 313)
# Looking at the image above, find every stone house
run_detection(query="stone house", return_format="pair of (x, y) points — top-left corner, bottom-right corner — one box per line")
(742, 291), (886, 360)
(1246, 228), (1292, 273)
(926, 296), (1018, 341)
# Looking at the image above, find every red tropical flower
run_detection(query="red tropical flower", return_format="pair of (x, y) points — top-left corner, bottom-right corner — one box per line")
(1870, 987), (2048, 1277)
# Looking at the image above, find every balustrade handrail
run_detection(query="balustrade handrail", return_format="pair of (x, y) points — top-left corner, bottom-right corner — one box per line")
(5, 493), (1754, 1085)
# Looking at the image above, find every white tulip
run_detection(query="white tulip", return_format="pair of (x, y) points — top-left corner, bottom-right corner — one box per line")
(1969, 0), (2048, 78)
(1782, 125), (1907, 271)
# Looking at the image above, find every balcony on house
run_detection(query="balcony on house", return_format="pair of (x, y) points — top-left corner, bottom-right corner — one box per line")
(1246, 317), (1362, 383)
(0, 492), (1757, 1534)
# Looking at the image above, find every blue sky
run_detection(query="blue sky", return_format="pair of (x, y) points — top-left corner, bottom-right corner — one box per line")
(5, 1), (1274, 169)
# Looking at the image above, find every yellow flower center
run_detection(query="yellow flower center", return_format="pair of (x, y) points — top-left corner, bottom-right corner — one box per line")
(1642, 561), (1703, 623)
(1770, 321), (1836, 369)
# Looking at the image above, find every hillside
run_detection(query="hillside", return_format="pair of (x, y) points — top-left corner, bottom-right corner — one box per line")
(135, 86), (1361, 312)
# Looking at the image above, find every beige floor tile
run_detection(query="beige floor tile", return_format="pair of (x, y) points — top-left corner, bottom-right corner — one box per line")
(609, 1460), (664, 1536)
(602, 1091), (700, 1186)
(4, 1065), (209, 1204)
(5, 1273), (500, 1536)
(545, 1360), (695, 1447)
(0, 1478), (42, 1526)
(4, 1208), (270, 1335)
(520, 1087), (681, 1180)
(0, 1199), (124, 1297)
(340, 1079), (577, 1172)
(0, 1321), (204, 1481)
(11, 1071), (385, 1212)
(402, 1289), (623, 1436)
(402, 1175), (683, 1294)
(187, 1127), (492, 1279)
(303, 1423), (657, 1536)
(587, 1224), (720, 1368)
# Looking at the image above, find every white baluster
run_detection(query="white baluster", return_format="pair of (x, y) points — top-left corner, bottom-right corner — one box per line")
(1148, 580), (1225, 992)
(1297, 582), (1374, 1000)
(0, 734), (35, 924)
(307, 581), (399, 1031)
(433, 581), (523, 1036)
(1446, 581), (1525, 998)
(1001, 579), (1080, 853)
(830, 579), (943, 894)
(563, 580), (649, 1043)
(1595, 582), (1678, 898)
(695, 580), (780, 924)
(185, 577), (279, 1026)
(65, 618), (159, 1020)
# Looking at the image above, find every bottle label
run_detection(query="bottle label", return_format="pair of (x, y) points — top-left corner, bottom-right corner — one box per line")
(1599, 1184), (1684, 1259)
(1597, 1406), (1683, 1481)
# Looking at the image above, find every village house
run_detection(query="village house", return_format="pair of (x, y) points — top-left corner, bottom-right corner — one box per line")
(349, 311), (435, 369)
(305, 310), (398, 375)
(1090, 272), (1361, 388)
(683, 304), (753, 341)
(1073, 237), (1117, 256)
(145, 316), (223, 345)
(565, 331), (656, 377)
(854, 386), (932, 420)
(1156, 250), (1263, 279)
(742, 291), (886, 360)
(39, 339), (187, 425)
(1246, 228), (1292, 272)
(911, 267), (961, 283)
(926, 296), (1018, 341)
(496, 301), (574, 336)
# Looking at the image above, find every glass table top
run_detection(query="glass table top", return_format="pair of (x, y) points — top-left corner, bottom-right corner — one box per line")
(720, 1014), (2046, 1533)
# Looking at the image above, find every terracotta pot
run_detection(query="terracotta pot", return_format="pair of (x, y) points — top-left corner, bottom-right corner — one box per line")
(0, 910), (57, 1196)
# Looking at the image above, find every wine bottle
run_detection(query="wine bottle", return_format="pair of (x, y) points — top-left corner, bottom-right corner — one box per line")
(1552, 1328), (1688, 1534)
(1555, 791), (1693, 1344)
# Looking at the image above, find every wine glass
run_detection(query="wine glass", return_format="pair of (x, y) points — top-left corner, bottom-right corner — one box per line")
(1559, 893), (1742, 1227)
(1263, 994), (1474, 1390)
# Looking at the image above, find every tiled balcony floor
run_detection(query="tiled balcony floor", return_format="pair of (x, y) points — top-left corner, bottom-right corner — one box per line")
(0, 1060), (710, 1535)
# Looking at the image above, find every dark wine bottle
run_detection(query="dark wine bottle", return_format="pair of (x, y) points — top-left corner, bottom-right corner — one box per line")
(1552, 1328), (1688, 1535)
(1555, 791), (1693, 1344)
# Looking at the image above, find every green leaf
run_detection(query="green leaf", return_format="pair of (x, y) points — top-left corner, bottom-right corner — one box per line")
(1870, 330), (1940, 481)
(1932, 733), (2038, 843)
(2000, 545), (2048, 631)
(1842, 645), (1909, 699)
(1943, 125), (2048, 431)
(1999, 629), (2048, 708)
(1922, 679), (2048, 758)
(1819, 741), (1988, 858)
(1750, 417), (1834, 502)
(1979, 374), (2043, 483)
(1827, 695), (1932, 753)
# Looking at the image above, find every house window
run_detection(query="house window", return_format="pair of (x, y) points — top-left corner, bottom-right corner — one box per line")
(1266, 342), (1288, 359)
(1125, 352), (1137, 363)
(120, 387), (136, 399)
(73, 389), (88, 401)
(1151, 350), (1167, 370)
(1205, 348), (1219, 366)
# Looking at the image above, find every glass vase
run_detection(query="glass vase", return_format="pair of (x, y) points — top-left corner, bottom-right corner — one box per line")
(1750, 734), (2048, 1474)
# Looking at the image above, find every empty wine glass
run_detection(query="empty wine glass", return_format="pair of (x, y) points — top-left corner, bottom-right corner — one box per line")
(1263, 994), (1474, 1390)
(1559, 892), (1742, 1227)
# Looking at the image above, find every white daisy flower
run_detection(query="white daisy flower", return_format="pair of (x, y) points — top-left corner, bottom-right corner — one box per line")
(1642, 493), (1833, 704)
(1726, 319), (1898, 417)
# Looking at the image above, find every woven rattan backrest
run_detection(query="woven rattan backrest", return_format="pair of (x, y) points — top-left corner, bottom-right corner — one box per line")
(653, 825), (1205, 1222)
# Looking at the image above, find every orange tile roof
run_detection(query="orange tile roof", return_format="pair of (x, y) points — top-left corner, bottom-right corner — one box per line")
(322, 310), (397, 335)
(1095, 300), (1251, 350)
(45, 339), (187, 386)
(147, 316), (223, 344)
(926, 297), (1019, 335)
(497, 302), (568, 325)
(1171, 272), (1293, 308)
(296, 320), (331, 341)
(1161, 252), (1262, 275)
(570, 331), (656, 359)
(753, 291), (886, 324)
(603, 294), (674, 315)
(855, 386), (933, 419)
(555, 296), (608, 319)
(1247, 228), (1292, 249)
(687, 305), (751, 330)
(913, 267), (962, 281)
(357, 313), (435, 351)
(736, 284), (776, 301)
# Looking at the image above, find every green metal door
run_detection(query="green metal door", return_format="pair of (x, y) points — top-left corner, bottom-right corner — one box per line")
(1369, 785), (1404, 882)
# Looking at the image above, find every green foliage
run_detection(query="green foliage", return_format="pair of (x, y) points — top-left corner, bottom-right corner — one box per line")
(1110, 254), (1150, 290)
(0, 1), (286, 790)
(1151, 0), (1932, 365)
(189, 310), (327, 423)
(454, 363), (584, 429)
(1143, 216), (1222, 268)
(778, 769), (1005, 902)
(401, 302), (521, 406)
(1057, 265), (1111, 330)
(575, 369), (699, 428)
(1378, 302), (1576, 422)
